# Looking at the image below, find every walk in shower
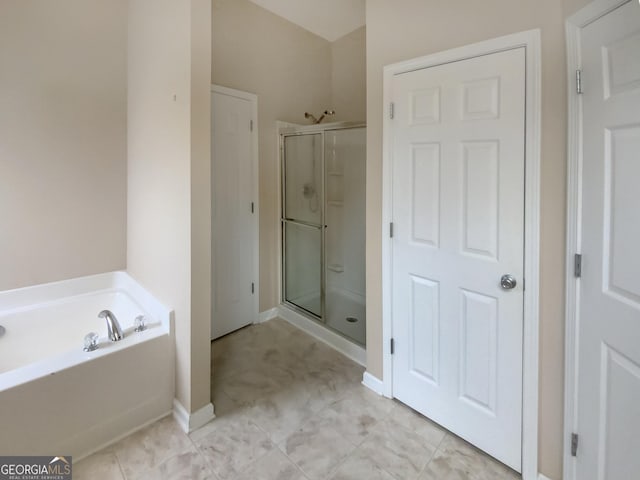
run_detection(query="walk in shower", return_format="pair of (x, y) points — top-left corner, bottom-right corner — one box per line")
(280, 123), (366, 346)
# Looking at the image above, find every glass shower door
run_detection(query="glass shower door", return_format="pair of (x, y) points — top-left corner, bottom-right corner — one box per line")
(324, 128), (366, 345)
(282, 134), (323, 317)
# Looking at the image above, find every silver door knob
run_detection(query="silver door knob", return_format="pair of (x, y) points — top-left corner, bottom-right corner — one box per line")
(500, 274), (517, 290)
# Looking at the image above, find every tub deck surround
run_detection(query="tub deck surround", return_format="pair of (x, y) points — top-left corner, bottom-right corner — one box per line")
(0, 272), (174, 459)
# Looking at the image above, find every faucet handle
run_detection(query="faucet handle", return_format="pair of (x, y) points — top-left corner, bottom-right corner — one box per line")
(83, 332), (99, 352)
(134, 315), (147, 332)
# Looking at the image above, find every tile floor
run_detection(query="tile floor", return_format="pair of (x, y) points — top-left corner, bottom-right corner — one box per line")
(75, 318), (520, 480)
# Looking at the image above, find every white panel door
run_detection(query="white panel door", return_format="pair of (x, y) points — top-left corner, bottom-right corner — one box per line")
(391, 48), (525, 471)
(576, 2), (640, 479)
(211, 88), (257, 339)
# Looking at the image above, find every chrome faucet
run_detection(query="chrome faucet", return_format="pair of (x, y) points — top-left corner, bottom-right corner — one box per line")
(98, 310), (124, 341)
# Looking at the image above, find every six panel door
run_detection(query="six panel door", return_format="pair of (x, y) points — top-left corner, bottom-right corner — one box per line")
(391, 47), (526, 471)
(576, 2), (640, 478)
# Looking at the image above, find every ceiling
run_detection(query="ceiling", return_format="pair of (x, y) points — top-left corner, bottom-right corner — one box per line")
(248, 0), (365, 42)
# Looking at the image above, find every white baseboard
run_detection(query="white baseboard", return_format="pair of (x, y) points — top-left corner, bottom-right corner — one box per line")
(277, 305), (366, 366)
(538, 474), (554, 480)
(258, 307), (279, 323)
(362, 372), (385, 396)
(173, 399), (215, 433)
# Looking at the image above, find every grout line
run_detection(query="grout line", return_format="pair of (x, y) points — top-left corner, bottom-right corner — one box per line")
(189, 412), (273, 479)
(274, 440), (290, 458)
(182, 411), (229, 480)
(191, 443), (218, 479)
(232, 446), (275, 478)
(416, 436), (443, 479)
(277, 443), (312, 480)
(324, 457), (350, 478)
(435, 432), (449, 451)
(219, 403), (296, 477)
(192, 447), (219, 480)
(273, 432), (323, 480)
(112, 449), (128, 480)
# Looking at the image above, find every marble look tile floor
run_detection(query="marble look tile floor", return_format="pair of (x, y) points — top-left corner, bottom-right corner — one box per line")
(75, 318), (520, 480)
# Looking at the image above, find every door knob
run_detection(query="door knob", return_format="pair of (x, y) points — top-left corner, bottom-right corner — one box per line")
(500, 274), (517, 290)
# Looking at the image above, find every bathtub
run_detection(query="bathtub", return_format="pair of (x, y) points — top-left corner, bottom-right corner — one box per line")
(0, 272), (174, 459)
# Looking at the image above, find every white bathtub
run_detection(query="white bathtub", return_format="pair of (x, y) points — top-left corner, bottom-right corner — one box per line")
(0, 272), (174, 459)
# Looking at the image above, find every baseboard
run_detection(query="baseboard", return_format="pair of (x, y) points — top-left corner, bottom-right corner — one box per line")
(277, 305), (366, 366)
(173, 399), (215, 433)
(538, 474), (554, 480)
(257, 307), (279, 323)
(362, 372), (385, 396)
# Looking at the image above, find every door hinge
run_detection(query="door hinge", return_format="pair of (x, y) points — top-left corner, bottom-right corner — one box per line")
(390, 338), (395, 355)
(250, 119), (254, 131)
(576, 69), (583, 94)
(574, 254), (582, 278)
(251, 282), (255, 294)
(390, 102), (395, 119)
(389, 222), (394, 238)
(251, 202), (255, 213)
(571, 433), (579, 456)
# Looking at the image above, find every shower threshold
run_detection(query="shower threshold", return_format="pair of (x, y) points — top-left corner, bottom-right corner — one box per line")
(278, 302), (366, 366)
(284, 290), (365, 346)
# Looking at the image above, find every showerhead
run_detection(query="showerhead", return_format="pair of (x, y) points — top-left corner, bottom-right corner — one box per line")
(304, 109), (336, 124)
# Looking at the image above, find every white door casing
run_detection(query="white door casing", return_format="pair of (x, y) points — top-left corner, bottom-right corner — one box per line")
(211, 85), (259, 339)
(381, 30), (541, 480)
(564, 1), (640, 479)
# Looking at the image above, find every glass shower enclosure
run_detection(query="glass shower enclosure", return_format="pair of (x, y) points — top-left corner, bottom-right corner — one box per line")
(280, 123), (366, 346)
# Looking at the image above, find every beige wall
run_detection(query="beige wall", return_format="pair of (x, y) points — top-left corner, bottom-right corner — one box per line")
(128, 0), (212, 413)
(365, 1), (590, 478)
(331, 27), (367, 122)
(212, 0), (333, 311)
(0, 0), (127, 290)
(190, 0), (214, 412)
(563, 0), (593, 17)
(212, 0), (366, 312)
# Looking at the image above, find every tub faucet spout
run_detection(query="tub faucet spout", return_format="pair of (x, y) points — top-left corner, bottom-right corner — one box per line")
(98, 310), (124, 342)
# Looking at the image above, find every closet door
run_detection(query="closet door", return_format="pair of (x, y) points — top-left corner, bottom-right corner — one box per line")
(211, 86), (258, 339)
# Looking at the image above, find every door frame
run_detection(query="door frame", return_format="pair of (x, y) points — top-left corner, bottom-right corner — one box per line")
(563, 1), (631, 479)
(210, 84), (260, 329)
(273, 121), (298, 318)
(381, 29), (541, 479)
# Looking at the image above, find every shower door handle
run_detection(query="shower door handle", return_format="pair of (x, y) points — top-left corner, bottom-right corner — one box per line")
(282, 218), (323, 229)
